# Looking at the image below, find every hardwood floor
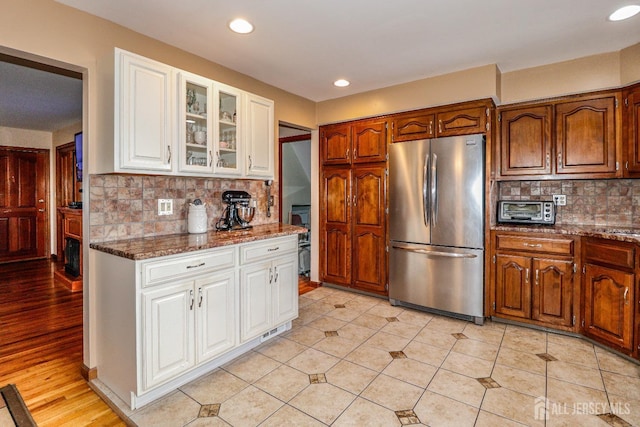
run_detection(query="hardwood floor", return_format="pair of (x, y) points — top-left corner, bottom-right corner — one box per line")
(0, 259), (123, 426)
(298, 275), (321, 295)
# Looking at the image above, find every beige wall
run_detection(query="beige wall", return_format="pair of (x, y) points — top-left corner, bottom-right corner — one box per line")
(316, 64), (500, 125)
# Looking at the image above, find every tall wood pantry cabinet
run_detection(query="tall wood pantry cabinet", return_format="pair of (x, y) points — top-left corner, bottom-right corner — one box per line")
(320, 118), (388, 295)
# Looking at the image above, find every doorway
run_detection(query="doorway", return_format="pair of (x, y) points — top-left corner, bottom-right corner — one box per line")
(278, 123), (312, 281)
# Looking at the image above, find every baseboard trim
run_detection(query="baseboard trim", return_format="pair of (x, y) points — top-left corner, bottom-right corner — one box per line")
(81, 364), (97, 381)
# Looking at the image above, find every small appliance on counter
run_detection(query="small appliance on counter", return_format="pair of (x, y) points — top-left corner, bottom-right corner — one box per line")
(215, 190), (255, 231)
(188, 199), (208, 233)
(497, 200), (555, 225)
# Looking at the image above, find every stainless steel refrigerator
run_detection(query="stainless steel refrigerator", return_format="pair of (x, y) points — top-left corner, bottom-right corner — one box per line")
(388, 134), (485, 324)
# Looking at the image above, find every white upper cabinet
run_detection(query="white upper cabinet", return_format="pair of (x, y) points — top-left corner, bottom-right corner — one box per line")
(245, 93), (275, 178)
(115, 49), (174, 172)
(177, 71), (214, 174)
(113, 48), (274, 179)
(213, 83), (243, 176)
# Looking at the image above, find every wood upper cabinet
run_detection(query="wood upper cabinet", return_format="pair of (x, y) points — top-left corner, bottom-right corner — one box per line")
(321, 119), (387, 165)
(435, 106), (488, 137)
(391, 112), (435, 142)
(624, 84), (640, 176)
(499, 105), (552, 176)
(351, 118), (387, 164)
(555, 95), (618, 176)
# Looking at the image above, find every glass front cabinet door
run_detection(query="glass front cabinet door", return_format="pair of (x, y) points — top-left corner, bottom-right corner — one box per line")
(213, 84), (243, 176)
(178, 71), (214, 173)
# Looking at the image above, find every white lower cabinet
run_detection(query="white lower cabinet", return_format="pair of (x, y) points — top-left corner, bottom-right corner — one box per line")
(94, 235), (297, 410)
(142, 270), (237, 390)
(240, 254), (297, 342)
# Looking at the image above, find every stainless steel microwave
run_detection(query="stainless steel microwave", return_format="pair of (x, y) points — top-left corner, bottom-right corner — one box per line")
(497, 200), (555, 225)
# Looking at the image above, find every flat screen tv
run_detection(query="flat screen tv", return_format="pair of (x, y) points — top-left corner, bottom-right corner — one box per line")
(74, 132), (82, 182)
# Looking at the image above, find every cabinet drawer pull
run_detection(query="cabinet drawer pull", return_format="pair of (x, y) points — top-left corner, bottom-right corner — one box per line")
(535, 269), (539, 285)
(186, 262), (205, 269)
(267, 247), (280, 252)
(438, 120), (443, 133)
(523, 242), (542, 248)
(525, 268), (530, 283)
(198, 288), (203, 308)
(429, 120), (433, 135)
(624, 287), (629, 305)
(274, 266), (279, 283)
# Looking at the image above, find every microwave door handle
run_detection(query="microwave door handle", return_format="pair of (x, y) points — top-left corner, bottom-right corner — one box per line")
(423, 153), (430, 227)
(431, 153), (438, 227)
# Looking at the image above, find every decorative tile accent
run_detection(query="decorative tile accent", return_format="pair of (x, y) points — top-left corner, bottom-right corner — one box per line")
(452, 333), (468, 339)
(334, 304), (346, 308)
(395, 409), (420, 425)
(309, 373), (327, 384)
(389, 351), (407, 359)
(477, 377), (501, 389)
(386, 317), (399, 322)
(325, 330), (339, 337)
(597, 412), (633, 427)
(199, 403), (221, 417)
(537, 353), (558, 362)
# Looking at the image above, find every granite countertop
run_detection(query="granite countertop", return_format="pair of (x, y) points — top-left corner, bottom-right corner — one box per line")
(492, 224), (640, 244)
(89, 223), (307, 260)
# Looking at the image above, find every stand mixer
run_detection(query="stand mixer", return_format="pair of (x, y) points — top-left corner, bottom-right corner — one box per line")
(215, 190), (255, 231)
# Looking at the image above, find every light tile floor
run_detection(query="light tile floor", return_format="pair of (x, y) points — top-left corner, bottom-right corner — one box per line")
(123, 286), (640, 426)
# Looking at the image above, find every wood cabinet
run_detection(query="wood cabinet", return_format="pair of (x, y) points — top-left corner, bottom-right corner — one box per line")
(54, 207), (83, 291)
(582, 238), (635, 352)
(497, 91), (621, 179)
(321, 118), (387, 165)
(624, 83), (640, 176)
(320, 163), (387, 295)
(499, 105), (552, 176)
(93, 235), (298, 409)
(555, 95), (618, 175)
(391, 102), (490, 142)
(492, 232), (578, 330)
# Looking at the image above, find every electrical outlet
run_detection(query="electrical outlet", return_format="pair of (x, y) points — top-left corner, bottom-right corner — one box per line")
(552, 194), (566, 206)
(158, 199), (173, 216)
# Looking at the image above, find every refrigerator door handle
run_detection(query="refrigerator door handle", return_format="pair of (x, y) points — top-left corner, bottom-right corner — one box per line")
(423, 153), (430, 227)
(392, 244), (478, 259)
(431, 153), (438, 226)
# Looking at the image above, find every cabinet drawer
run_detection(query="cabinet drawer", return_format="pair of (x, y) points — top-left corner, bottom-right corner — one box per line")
(583, 239), (635, 270)
(496, 234), (573, 255)
(143, 247), (236, 286)
(240, 236), (297, 265)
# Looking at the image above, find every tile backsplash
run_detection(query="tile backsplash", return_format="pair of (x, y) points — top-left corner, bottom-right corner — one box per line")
(498, 179), (640, 227)
(89, 174), (278, 242)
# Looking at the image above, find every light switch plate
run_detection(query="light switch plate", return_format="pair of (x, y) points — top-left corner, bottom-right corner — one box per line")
(158, 199), (173, 215)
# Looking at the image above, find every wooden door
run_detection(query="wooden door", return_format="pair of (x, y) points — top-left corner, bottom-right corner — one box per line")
(320, 123), (351, 165)
(0, 147), (49, 263)
(499, 105), (552, 176)
(625, 85), (640, 175)
(320, 167), (352, 285)
(391, 112), (435, 142)
(352, 164), (386, 294)
(583, 263), (634, 351)
(436, 106), (487, 137)
(495, 254), (532, 319)
(351, 118), (387, 163)
(532, 258), (574, 327)
(555, 95), (618, 176)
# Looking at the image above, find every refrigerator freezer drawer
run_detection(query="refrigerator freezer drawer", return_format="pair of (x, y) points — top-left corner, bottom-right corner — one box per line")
(389, 242), (484, 319)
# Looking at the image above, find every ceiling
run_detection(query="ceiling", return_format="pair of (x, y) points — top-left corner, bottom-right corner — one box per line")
(1, 1), (639, 132)
(55, 0), (640, 102)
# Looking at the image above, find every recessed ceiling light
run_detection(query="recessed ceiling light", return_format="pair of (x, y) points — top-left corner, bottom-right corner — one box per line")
(229, 18), (254, 34)
(334, 79), (350, 87)
(608, 5), (640, 21)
